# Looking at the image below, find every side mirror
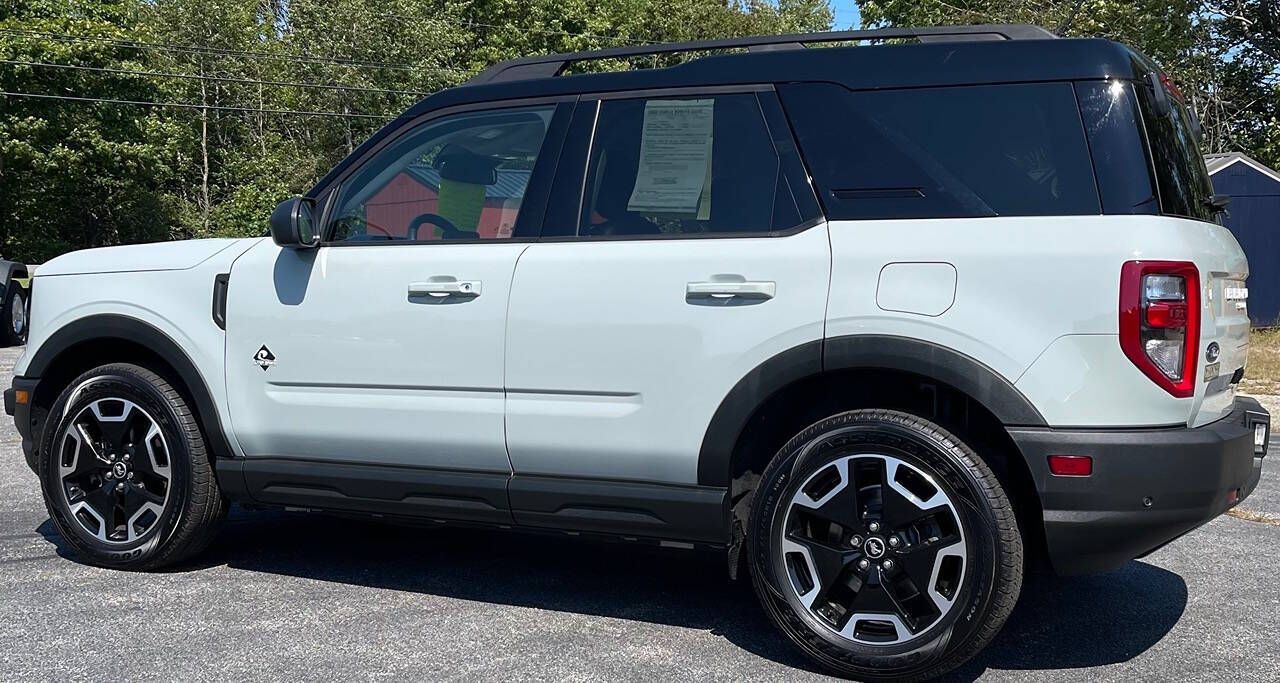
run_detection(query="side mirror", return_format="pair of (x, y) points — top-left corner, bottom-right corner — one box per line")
(270, 197), (320, 249)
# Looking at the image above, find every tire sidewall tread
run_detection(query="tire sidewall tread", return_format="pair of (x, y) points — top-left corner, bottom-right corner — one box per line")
(38, 363), (226, 570)
(747, 409), (1023, 682)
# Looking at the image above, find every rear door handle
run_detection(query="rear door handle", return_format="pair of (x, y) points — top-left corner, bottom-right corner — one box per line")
(685, 280), (775, 300)
(408, 278), (482, 298)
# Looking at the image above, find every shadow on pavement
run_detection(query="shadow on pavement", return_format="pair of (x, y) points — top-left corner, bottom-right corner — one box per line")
(39, 506), (1187, 677)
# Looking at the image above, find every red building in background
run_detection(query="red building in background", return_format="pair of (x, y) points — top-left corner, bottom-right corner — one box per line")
(364, 164), (531, 239)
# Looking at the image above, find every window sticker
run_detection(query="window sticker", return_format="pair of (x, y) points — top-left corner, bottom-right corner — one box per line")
(627, 99), (714, 215)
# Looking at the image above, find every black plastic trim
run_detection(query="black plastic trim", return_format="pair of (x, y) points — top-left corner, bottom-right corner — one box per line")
(219, 458), (730, 544)
(225, 458), (514, 525)
(7, 376), (39, 473)
(697, 335), (1046, 487)
(823, 336), (1047, 425)
(23, 314), (235, 460)
(212, 273), (229, 330)
(509, 475), (728, 544)
(1010, 396), (1267, 575)
(698, 340), (823, 487)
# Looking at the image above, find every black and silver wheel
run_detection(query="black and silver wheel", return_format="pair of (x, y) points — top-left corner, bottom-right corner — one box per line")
(749, 410), (1022, 681)
(3, 283), (26, 346)
(39, 363), (227, 569)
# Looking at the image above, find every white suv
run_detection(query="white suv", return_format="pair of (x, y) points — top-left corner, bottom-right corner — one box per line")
(7, 25), (1270, 681)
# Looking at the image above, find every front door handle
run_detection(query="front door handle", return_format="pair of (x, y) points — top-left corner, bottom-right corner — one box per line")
(686, 280), (775, 301)
(408, 278), (482, 298)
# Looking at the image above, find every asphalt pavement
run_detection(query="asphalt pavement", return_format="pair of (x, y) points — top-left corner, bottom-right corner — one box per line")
(1, 344), (1278, 681)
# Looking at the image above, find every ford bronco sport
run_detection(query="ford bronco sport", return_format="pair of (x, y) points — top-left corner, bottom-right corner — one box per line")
(6, 24), (1271, 681)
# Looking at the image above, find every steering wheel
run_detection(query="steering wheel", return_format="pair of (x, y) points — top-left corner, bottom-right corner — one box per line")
(408, 213), (464, 240)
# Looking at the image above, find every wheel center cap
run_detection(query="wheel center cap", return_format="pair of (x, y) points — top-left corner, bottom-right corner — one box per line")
(111, 462), (128, 479)
(864, 536), (886, 559)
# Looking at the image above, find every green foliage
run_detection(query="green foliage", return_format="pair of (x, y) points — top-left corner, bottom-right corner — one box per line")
(0, 0), (831, 259)
(3, 0), (1277, 262)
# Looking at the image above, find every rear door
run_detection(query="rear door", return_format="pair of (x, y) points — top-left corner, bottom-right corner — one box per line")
(502, 89), (829, 486)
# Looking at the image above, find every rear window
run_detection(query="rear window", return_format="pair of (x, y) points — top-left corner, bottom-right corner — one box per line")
(779, 82), (1101, 220)
(1134, 82), (1217, 222)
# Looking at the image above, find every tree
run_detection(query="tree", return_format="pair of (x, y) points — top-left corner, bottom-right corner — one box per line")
(0, 0), (188, 262)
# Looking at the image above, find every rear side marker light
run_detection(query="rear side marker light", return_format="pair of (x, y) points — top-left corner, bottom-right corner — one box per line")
(1119, 261), (1200, 398)
(1048, 455), (1093, 477)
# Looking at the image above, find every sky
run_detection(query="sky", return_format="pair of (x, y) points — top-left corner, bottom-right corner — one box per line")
(830, 0), (862, 29)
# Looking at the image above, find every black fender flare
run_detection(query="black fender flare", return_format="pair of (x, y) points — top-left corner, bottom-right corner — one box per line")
(24, 314), (234, 460)
(696, 334), (1047, 487)
(0, 260), (28, 298)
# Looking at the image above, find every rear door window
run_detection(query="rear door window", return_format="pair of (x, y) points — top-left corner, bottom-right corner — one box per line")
(779, 82), (1101, 219)
(544, 92), (817, 238)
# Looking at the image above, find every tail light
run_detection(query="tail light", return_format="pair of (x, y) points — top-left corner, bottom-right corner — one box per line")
(1120, 261), (1199, 398)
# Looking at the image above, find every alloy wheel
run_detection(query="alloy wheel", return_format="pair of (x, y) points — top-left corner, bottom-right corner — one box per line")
(56, 397), (172, 544)
(780, 453), (967, 645)
(10, 290), (24, 336)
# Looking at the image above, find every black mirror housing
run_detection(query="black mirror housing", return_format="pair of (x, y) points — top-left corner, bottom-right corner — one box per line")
(270, 197), (320, 249)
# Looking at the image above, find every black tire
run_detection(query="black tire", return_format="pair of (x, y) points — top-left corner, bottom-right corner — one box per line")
(38, 363), (227, 569)
(748, 409), (1022, 681)
(3, 282), (27, 346)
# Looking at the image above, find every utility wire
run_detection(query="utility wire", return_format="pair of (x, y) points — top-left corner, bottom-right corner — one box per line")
(2, 59), (431, 96)
(0, 28), (474, 76)
(0, 90), (397, 119)
(361, 12), (660, 45)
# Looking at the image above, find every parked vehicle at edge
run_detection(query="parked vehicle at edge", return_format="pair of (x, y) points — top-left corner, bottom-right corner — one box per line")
(0, 257), (29, 346)
(6, 25), (1271, 681)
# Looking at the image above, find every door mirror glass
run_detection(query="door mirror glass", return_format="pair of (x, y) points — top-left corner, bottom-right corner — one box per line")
(271, 197), (320, 249)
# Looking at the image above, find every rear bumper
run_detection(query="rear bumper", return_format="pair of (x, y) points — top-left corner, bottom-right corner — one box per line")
(1010, 396), (1268, 575)
(5, 375), (40, 474)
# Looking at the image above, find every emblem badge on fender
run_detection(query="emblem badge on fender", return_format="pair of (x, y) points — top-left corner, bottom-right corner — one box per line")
(254, 345), (276, 371)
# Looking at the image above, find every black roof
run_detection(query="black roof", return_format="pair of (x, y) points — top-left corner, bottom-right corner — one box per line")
(313, 26), (1154, 193)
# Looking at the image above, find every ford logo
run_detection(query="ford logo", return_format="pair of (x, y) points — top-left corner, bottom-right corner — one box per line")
(1206, 342), (1220, 363)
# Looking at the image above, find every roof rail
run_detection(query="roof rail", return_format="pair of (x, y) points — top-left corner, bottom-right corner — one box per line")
(466, 24), (1056, 85)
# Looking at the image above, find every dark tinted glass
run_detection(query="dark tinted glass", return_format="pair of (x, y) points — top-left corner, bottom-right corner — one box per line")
(1134, 82), (1217, 222)
(1075, 81), (1159, 215)
(779, 82), (1101, 219)
(576, 93), (800, 236)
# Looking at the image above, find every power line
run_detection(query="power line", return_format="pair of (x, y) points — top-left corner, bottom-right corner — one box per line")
(0, 90), (397, 119)
(2, 59), (431, 96)
(363, 13), (660, 45)
(0, 28), (474, 76)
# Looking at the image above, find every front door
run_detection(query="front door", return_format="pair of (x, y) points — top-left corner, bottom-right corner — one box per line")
(225, 102), (569, 473)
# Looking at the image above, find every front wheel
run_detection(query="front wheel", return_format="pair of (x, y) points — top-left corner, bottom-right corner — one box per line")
(748, 409), (1022, 681)
(38, 363), (227, 569)
(3, 282), (26, 346)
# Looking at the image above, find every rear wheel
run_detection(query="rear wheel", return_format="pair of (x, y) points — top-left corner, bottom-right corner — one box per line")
(38, 363), (227, 569)
(748, 409), (1022, 681)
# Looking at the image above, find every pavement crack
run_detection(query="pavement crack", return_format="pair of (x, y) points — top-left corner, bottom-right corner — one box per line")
(1227, 508), (1280, 527)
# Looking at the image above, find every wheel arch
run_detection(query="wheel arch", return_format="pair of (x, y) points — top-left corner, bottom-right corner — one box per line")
(700, 335), (1049, 573)
(699, 334), (1047, 488)
(24, 314), (233, 462)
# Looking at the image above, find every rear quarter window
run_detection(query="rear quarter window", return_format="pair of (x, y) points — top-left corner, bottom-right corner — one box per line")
(1134, 82), (1218, 223)
(778, 82), (1101, 219)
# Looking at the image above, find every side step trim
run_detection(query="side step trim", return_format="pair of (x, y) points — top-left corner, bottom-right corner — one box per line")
(509, 475), (728, 544)
(217, 458), (729, 544)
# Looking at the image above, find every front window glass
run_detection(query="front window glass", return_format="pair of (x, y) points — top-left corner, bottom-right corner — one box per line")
(328, 106), (555, 242)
